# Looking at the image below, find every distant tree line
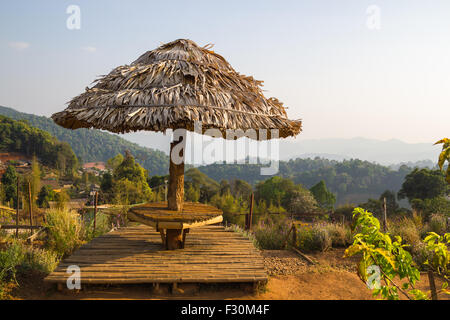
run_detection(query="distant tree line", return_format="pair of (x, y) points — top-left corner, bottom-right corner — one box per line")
(197, 158), (413, 205)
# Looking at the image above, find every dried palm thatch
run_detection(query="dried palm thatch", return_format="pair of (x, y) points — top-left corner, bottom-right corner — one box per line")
(51, 39), (302, 139)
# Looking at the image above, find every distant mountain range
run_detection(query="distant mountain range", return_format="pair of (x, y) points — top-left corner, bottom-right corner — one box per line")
(123, 129), (441, 166)
(278, 137), (441, 165)
(0, 106), (169, 175)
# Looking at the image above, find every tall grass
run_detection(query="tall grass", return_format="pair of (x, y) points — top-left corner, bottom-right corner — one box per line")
(322, 223), (353, 247)
(428, 214), (447, 235)
(389, 217), (421, 246)
(44, 209), (84, 257)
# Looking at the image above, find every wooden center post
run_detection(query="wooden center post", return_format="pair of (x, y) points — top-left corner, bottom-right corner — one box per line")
(167, 130), (186, 249)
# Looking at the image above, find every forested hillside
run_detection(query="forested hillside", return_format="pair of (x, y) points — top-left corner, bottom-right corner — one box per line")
(0, 106), (169, 175)
(0, 115), (77, 175)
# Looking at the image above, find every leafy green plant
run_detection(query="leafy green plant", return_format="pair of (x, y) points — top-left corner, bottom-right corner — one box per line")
(422, 232), (450, 284)
(435, 138), (450, 183)
(345, 207), (449, 300)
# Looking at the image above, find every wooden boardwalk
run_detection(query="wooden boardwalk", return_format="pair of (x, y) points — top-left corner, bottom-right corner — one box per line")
(45, 225), (267, 286)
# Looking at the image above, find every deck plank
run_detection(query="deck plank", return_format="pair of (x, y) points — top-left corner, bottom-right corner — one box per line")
(45, 225), (267, 285)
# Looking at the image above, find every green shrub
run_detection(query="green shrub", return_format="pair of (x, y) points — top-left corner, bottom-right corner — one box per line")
(254, 225), (286, 250)
(0, 240), (58, 282)
(251, 214), (292, 250)
(44, 209), (84, 257)
(297, 224), (331, 253)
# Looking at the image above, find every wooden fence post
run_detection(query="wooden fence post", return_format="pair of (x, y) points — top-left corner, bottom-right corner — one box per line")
(28, 181), (33, 234)
(164, 180), (168, 202)
(248, 193), (254, 231)
(292, 224), (297, 247)
(16, 177), (19, 238)
(93, 191), (98, 233)
(383, 197), (388, 232)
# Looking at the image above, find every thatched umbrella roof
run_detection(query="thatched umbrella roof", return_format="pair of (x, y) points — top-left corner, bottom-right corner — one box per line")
(51, 39), (302, 138)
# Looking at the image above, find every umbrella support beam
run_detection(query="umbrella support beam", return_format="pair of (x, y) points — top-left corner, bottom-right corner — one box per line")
(168, 131), (186, 212)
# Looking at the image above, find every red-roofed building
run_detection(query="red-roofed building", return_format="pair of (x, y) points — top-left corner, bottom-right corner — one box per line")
(82, 162), (107, 171)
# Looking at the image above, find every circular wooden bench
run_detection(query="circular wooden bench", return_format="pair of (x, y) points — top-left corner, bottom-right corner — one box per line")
(128, 202), (223, 250)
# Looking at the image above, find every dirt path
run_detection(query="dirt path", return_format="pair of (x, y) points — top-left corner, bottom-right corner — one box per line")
(8, 248), (447, 300)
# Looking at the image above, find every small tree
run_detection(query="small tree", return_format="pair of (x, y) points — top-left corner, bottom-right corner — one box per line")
(1, 165), (18, 207)
(398, 168), (447, 202)
(54, 190), (70, 210)
(288, 187), (318, 214)
(37, 185), (56, 208)
(110, 152), (152, 204)
(309, 180), (336, 210)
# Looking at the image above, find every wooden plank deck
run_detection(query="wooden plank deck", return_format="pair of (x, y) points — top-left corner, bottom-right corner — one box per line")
(45, 225), (267, 285)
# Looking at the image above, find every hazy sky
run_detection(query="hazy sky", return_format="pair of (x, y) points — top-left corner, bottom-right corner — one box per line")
(0, 0), (449, 145)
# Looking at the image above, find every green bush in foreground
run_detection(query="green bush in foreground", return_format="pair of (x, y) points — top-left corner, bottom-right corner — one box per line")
(0, 240), (58, 299)
(345, 207), (449, 300)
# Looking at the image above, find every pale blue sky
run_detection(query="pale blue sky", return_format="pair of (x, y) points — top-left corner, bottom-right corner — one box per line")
(1, 0), (449, 145)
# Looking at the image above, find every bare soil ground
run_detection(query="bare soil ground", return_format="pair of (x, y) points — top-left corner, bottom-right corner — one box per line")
(6, 248), (448, 300)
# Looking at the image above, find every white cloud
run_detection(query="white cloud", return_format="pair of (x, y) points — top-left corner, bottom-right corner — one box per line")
(8, 42), (30, 50)
(82, 46), (97, 53)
